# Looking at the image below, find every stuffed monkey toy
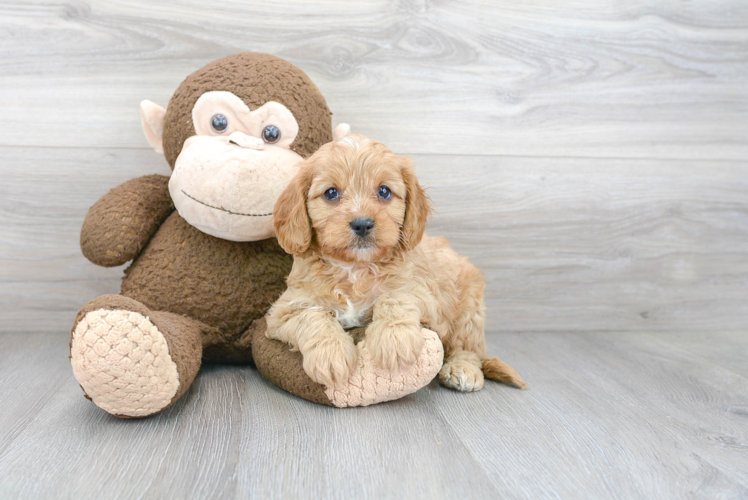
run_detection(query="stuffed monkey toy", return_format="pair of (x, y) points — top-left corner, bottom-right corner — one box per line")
(69, 53), (444, 417)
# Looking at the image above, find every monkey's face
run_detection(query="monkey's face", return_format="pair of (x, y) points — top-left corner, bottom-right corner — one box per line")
(167, 91), (305, 242)
(141, 53), (337, 242)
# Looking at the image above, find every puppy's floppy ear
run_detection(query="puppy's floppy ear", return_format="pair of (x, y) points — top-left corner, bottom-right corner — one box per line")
(274, 166), (312, 255)
(400, 159), (432, 250)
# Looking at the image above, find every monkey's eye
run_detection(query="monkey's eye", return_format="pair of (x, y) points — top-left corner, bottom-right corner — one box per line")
(378, 185), (392, 201)
(262, 125), (281, 144)
(323, 187), (339, 201)
(211, 114), (229, 133)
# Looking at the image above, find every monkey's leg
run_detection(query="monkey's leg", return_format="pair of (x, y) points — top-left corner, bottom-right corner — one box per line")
(251, 318), (445, 407)
(70, 295), (209, 418)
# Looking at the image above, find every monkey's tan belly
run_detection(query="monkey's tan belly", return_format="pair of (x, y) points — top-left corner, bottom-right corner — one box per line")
(121, 213), (293, 338)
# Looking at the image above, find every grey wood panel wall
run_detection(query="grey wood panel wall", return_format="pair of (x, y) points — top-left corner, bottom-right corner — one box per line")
(1, 0), (747, 333)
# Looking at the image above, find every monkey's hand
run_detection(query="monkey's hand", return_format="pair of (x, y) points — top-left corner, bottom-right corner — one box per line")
(80, 174), (174, 267)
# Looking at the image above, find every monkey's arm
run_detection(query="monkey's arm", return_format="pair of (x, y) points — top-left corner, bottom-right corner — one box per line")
(80, 174), (175, 267)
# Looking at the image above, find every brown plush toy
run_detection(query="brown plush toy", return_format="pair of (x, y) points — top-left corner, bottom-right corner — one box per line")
(70, 53), (444, 417)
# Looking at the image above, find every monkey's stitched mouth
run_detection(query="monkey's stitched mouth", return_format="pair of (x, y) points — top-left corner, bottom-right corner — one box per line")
(181, 190), (272, 217)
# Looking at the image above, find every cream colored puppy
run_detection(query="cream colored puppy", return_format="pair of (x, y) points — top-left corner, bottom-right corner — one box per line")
(266, 135), (525, 391)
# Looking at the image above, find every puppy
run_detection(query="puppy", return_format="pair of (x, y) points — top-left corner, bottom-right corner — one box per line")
(266, 135), (525, 391)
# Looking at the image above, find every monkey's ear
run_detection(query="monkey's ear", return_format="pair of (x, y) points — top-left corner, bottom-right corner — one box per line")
(274, 167), (313, 255)
(140, 100), (167, 155)
(400, 159), (432, 250)
(333, 123), (351, 141)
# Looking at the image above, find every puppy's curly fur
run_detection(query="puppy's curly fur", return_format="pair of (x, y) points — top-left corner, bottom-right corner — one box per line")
(266, 135), (525, 391)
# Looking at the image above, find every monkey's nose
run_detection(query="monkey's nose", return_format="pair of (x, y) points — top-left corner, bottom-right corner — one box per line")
(228, 131), (265, 150)
(350, 218), (375, 237)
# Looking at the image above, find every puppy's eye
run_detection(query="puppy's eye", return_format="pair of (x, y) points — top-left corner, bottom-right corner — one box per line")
(211, 114), (229, 133)
(262, 125), (281, 144)
(378, 185), (392, 201)
(324, 187), (339, 201)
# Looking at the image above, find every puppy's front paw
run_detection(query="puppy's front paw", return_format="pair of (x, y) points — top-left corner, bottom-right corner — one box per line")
(366, 320), (425, 373)
(301, 335), (358, 387)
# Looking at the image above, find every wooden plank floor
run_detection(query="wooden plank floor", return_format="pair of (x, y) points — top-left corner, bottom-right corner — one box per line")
(0, 331), (746, 499)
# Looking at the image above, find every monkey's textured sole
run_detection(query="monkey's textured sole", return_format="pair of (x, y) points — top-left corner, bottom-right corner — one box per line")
(70, 309), (179, 417)
(324, 328), (444, 407)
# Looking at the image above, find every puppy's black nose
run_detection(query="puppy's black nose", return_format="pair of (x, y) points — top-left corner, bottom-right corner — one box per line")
(350, 218), (375, 237)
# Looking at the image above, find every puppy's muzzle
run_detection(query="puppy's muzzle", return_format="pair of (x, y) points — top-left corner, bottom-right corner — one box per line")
(350, 218), (374, 238)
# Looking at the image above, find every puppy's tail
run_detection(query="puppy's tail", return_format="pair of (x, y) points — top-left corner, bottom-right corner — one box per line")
(482, 356), (527, 389)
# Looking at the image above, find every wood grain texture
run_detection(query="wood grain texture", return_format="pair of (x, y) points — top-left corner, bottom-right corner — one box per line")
(0, 0), (746, 159)
(1, 147), (746, 333)
(1, 0), (747, 335)
(0, 331), (746, 499)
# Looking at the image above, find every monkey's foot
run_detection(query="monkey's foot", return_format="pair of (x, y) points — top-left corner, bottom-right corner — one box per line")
(324, 328), (444, 407)
(70, 309), (179, 418)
